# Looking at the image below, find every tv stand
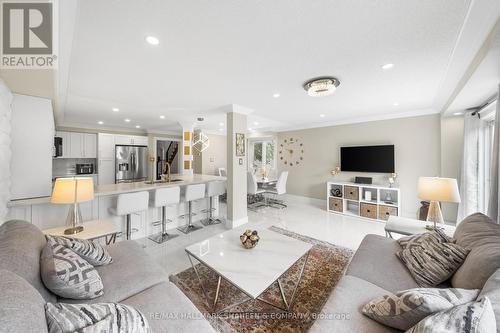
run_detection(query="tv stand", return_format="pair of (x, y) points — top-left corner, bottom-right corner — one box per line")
(326, 181), (401, 222)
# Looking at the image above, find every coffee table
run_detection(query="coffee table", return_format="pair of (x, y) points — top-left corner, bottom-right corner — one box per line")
(185, 228), (312, 313)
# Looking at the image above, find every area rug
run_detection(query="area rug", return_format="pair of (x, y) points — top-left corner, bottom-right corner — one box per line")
(169, 226), (354, 333)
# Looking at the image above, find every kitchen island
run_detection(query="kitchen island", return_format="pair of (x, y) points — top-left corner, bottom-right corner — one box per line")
(7, 174), (226, 240)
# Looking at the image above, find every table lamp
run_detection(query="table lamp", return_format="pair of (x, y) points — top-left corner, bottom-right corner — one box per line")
(51, 177), (94, 235)
(417, 177), (460, 229)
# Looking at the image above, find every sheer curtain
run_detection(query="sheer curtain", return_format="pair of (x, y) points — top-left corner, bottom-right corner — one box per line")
(487, 85), (500, 224)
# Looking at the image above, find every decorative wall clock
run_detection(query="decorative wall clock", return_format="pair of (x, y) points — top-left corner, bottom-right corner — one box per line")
(279, 137), (304, 166)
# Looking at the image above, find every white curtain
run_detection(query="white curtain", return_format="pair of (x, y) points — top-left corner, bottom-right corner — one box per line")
(487, 85), (500, 224)
(0, 79), (13, 223)
(457, 113), (486, 221)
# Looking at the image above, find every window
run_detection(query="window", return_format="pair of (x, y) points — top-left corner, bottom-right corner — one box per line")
(248, 138), (276, 176)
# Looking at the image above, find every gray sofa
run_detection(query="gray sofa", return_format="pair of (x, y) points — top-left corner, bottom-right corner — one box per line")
(0, 220), (216, 333)
(310, 213), (500, 333)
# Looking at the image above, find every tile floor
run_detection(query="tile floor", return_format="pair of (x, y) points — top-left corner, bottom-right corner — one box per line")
(141, 195), (387, 276)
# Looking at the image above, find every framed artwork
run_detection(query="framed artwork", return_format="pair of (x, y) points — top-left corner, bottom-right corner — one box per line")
(235, 133), (245, 156)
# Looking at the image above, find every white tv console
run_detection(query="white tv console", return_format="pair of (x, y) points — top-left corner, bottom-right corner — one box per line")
(326, 181), (401, 222)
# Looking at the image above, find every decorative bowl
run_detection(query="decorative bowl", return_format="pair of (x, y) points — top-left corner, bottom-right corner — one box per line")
(240, 229), (260, 249)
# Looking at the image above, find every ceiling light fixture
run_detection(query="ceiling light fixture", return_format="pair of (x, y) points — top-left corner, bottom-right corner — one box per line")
(382, 63), (394, 70)
(97, 121), (104, 125)
(219, 122), (224, 126)
(254, 122), (259, 126)
(112, 107), (119, 112)
(273, 93), (280, 98)
(453, 112), (463, 116)
(303, 77), (340, 97)
(135, 125), (141, 128)
(159, 115), (165, 119)
(124, 118), (131, 122)
(319, 114), (325, 118)
(145, 36), (159, 45)
(248, 128), (253, 131)
(393, 102), (399, 106)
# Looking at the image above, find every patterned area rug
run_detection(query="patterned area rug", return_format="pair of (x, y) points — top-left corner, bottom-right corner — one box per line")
(169, 226), (353, 333)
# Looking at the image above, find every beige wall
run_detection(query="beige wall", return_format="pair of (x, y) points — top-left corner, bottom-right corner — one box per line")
(200, 134), (227, 175)
(277, 114), (442, 218)
(440, 116), (464, 222)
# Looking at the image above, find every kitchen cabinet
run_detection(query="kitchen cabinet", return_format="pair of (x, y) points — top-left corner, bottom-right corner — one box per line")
(98, 133), (115, 159)
(55, 131), (97, 158)
(114, 135), (148, 146)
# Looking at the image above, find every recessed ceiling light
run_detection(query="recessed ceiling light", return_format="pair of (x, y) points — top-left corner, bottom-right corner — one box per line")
(453, 112), (463, 116)
(219, 122), (224, 126)
(112, 107), (119, 112)
(273, 93), (280, 98)
(145, 36), (159, 45)
(135, 125), (141, 128)
(319, 114), (326, 118)
(97, 121), (103, 125)
(248, 128), (253, 131)
(393, 102), (399, 106)
(124, 118), (131, 122)
(382, 63), (394, 70)
(254, 122), (259, 126)
(159, 115), (165, 119)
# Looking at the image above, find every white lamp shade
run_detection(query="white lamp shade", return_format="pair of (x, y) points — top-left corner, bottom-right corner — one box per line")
(418, 177), (461, 203)
(51, 177), (94, 204)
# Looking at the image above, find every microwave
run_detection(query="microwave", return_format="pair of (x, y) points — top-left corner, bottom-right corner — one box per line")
(76, 164), (94, 175)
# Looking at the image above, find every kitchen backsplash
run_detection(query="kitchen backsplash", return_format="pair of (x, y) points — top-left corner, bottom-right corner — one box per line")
(53, 158), (97, 177)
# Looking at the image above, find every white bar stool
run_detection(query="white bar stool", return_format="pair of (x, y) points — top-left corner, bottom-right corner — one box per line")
(201, 181), (226, 226)
(109, 191), (149, 240)
(148, 186), (180, 244)
(178, 183), (205, 234)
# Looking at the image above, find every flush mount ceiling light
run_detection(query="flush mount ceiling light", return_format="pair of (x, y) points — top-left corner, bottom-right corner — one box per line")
(303, 77), (340, 97)
(159, 115), (165, 119)
(112, 107), (119, 112)
(97, 121), (104, 125)
(272, 93), (280, 98)
(145, 36), (159, 45)
(124, 118), (131, 122)
(382, 63), (394, 70)
(135, 125), (141, 128)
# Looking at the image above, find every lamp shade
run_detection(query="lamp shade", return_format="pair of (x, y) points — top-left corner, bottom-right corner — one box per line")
(51, 177), (94, 204)
(418, 177), (461, 203)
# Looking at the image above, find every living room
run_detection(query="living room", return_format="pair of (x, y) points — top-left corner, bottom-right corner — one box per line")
(1, 1), (500, 332)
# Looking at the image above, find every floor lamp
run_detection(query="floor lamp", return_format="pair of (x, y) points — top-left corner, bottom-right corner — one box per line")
(51, 177), (94, 235)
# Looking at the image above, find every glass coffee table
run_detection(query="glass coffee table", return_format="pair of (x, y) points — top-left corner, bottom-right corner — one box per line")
(185, 228), (312, 313)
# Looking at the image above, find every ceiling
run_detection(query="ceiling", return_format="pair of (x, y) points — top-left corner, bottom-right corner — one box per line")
(54, 0), (499, 133)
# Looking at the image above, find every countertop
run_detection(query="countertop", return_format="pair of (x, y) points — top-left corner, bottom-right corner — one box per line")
(8, 174), (225, 207)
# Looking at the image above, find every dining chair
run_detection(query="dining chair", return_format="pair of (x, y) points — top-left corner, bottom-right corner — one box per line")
(265, 171), (288, 208)
(247, 171), (266, 209)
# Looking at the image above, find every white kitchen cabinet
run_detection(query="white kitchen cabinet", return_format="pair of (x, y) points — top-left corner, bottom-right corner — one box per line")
(98, 133), (115, 159)
(83, 133), (97, 158)
(69, 132), (84, 158)
(98, 159), (115, 185)
(132, 136), (148, 146)
(114, 134), (148, 146)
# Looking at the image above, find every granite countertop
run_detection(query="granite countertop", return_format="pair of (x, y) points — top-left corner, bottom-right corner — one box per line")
(8, 174), (225, 207)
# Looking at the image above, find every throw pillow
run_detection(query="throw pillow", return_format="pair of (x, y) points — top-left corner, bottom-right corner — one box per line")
(396, 237), (469, 287)
(362, 287), (479, 330)
(405, 297), (497, 333)
(40, 242), (104, 299)
(398, 229), (452, 249)
(46, 235), (113, 266)
(45, 302), (151, 333)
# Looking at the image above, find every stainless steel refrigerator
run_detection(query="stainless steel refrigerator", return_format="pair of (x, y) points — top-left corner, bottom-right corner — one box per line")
(115, 145), (148, 183)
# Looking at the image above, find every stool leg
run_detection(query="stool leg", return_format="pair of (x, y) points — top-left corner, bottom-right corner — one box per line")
(148, 206), (178, 244)
(201, 196), (223, 226)
(177, 201), (203, 234)
(126, 214), (131, 240)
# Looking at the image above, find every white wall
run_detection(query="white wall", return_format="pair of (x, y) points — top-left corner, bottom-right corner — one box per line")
(0, 80), (13, 222)
(201, 133), (227, 175)
(277, 114), (441, 218)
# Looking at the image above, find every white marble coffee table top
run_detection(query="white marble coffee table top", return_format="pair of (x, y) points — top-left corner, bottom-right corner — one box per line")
(185, 228), (312, 299)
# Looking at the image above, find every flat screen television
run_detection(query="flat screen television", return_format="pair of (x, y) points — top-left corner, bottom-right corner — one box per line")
(340, 145), (395, 173)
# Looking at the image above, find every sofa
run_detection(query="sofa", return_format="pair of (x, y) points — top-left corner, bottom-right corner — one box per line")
(0, 220), (216, 333)
(309, 213), (500, 333)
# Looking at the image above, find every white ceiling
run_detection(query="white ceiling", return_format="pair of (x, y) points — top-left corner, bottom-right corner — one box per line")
(57, 0), (498, 133)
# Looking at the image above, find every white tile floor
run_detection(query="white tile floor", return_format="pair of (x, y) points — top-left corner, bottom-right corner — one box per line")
(141, 195), (387, 276)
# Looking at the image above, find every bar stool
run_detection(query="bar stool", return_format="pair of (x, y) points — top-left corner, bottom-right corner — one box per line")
(201, 181), (226, 226)
(109, 191), (149, 240)
(178, 184), (205, 234)
(148, 187), (180, 244)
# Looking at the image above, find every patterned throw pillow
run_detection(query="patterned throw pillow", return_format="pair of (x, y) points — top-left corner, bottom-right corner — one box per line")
(40, 242), (104, 299)
(46, 235), (113, 266)
(406, 297), (497, 333)
(45, 302), (151, 333)
(362, 288), (479, 330)
(396, 237), (469, 287)
(398, 229), (452, 249)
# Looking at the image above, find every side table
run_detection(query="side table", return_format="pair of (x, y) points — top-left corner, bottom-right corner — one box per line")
(43, 219), (119, 245)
